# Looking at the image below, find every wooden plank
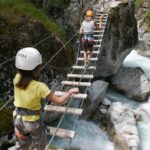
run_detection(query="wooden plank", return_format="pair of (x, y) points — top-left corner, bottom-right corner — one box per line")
(93, 34), (103, 37)
(44, 105), (83, 115)
(80, 50), (100, 54)
(94, 39), (102, 42)
(97, 22), (106, 25)
(95, 17), (107, 20)
(72, 65), (96, 70)
(47, 126), (75, 139)
(93, 30), (105, 33)
(62, 81), (91, 86)
(67, 74), (94, 79)
(94, 26), (105, 29)
(77, 57), (98, 61)
(96, 11), (108, 13)
(54, 91), (87, 99)
(93, 45), (101, 48)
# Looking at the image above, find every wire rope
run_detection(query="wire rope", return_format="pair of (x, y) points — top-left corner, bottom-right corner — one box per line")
(0, 32), (78, 111)
(0, 27), (63, 66)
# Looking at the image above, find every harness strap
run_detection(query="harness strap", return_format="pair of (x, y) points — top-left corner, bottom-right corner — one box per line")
(14, 107), (41, 140)
(16, 107), (40, 116)
(15, 127), (29, 141)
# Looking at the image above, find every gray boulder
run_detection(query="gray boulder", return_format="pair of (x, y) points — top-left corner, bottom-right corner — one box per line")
(82, 80), (108, 119)
(94, 2), (138, 77)
(107, 102), (140, 150)
(110, 67), (150, 101)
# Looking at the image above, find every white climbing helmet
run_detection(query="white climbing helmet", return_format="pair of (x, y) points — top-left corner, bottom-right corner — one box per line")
(15, 47), (42, 70)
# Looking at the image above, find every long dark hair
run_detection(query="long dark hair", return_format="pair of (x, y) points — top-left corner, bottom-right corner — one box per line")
(16, 65), (41, 90)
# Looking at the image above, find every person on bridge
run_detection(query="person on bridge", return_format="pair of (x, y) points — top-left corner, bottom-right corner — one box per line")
(80, 11), (100, 67)
(86, 7), (94, 18)
(13, 47), (79, 150)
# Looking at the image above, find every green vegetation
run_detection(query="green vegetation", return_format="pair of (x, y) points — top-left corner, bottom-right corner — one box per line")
(135, 0), (144, 11)
(0, 0), (66, 40)
(0, 108), (13, 133)
(48, 0), (70, 9)
(145, 9), (150, 26)
(135, 0), (150, 26)
(0, 100), (5, 107)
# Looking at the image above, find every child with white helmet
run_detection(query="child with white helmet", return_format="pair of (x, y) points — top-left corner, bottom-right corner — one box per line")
(13, 47), (79, 150)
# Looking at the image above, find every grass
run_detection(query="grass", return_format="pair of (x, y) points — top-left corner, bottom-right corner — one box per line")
(135, 0), (150, 26)
(0, 0), (66, 40)
(145, 9), (150, 26)
(0, 99), (5, 107)
(135, 0), (144, 11)
(0, 108), (13, 133)
(0, 0), (75, 63)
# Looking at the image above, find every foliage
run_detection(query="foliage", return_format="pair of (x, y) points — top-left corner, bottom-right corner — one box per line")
(0, 108), (13, 133)
(47, 0), (70, 9)
(145, 9), (150, 26)
(134, 0), (144, 11)
(0, 100), (5, 107)
(135, 0), (150, 26)
(0, 0), (66, 40)
(46, 0), (70, 17)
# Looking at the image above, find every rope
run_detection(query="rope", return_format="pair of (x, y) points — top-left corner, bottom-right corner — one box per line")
(41, 32), (78, 70)
(0, 96), (14, 111)
(46, 10), (104, 148)
(45, 6), (86, 149)
(0, 28), (63, 66)
(46, 40), (98, 149)
(0, 32), (78, 111)
(67, 12), (108, 149)
(0, 57), (15, 67)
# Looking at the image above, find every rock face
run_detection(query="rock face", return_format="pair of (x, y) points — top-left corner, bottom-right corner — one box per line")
(0, 9), (73, 100)
(107, 102), (140, 150)
(110, 67), (150, 101)
(82, 80), (108, 119)
(136, 1), (150, 58)
(134, 102), (150, 150)
(94, 2), (138, 77)
(56, 0), (92, 36)
(134, 103), (150, 123)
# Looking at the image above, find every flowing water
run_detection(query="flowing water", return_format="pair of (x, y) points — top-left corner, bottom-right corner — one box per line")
(51, 116), (114, 150)
(137, 122), (150, 150)
(123, 49), (150, 80)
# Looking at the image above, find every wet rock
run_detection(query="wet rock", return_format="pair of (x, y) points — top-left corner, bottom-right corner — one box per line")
(94, 2), (138, 77)
(138, 33), (150, 58)
(110, 67), (150, 101)
(107, 102), (140, 150)
(134, 103), (150, 123)
(82, 80), (108, 119)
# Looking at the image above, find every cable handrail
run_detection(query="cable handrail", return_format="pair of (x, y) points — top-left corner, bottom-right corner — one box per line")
(46, 8), (108, 149)
(0, 27), (63, 66)
(45, 7), (86, 148)
(45, 42), (93, 150)
(0, 31), (78, 112)
(1, 2), (108, 149)
(67, 14), (108, 149)
(70, 15), (107, 148)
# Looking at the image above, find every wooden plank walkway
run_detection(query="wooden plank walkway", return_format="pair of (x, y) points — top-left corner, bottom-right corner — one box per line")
(45, 9), (108, 149)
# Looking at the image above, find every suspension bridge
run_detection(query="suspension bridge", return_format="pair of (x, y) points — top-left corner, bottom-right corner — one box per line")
(0, 0), (125, 149)
(44, 9), (108, 150)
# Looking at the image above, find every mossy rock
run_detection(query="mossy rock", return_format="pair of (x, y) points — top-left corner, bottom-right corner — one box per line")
(0, 108), (13, 135)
